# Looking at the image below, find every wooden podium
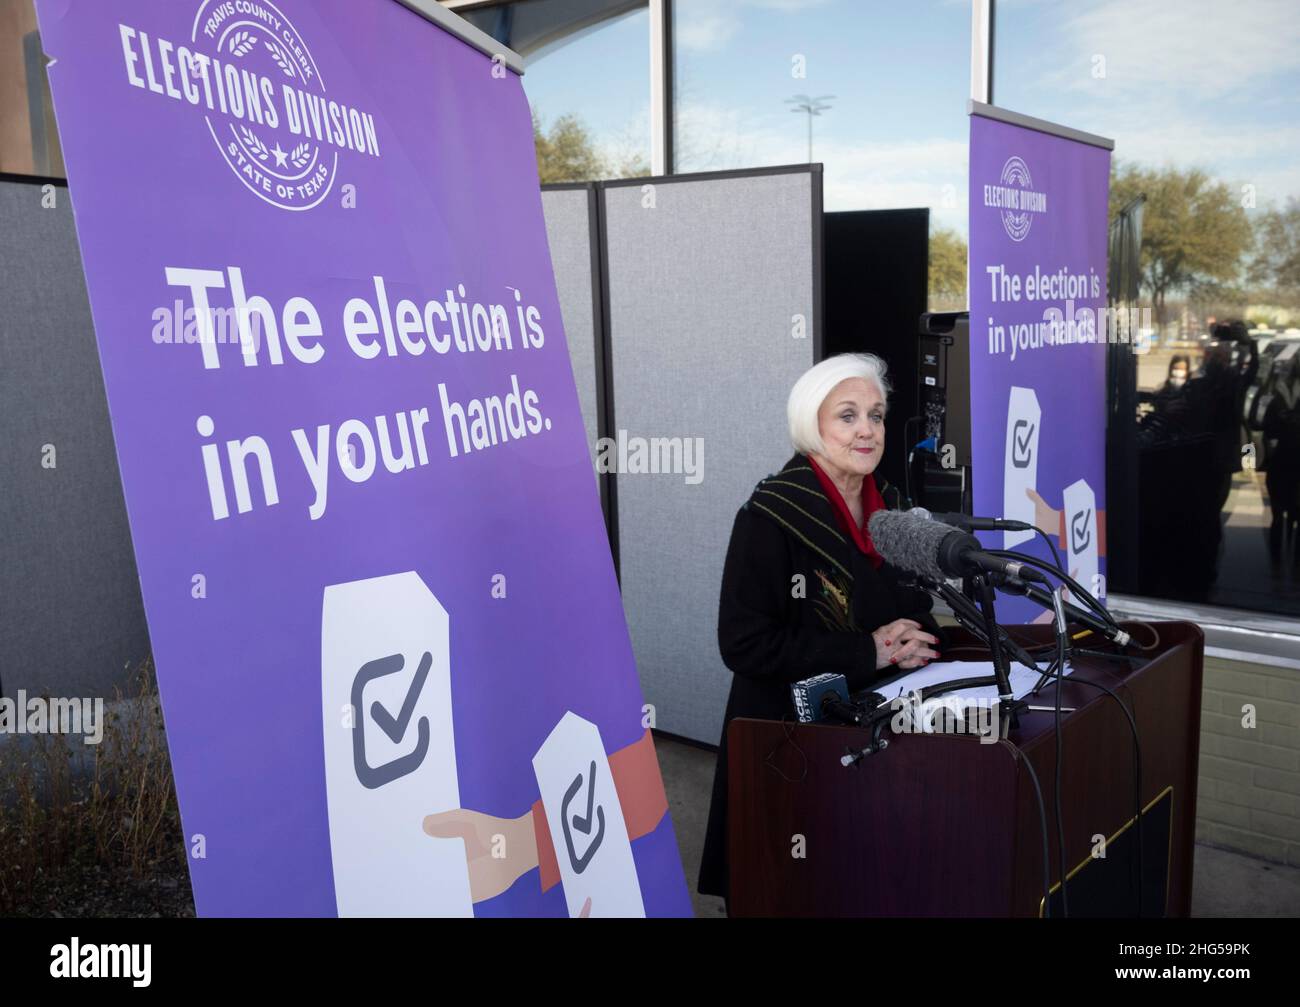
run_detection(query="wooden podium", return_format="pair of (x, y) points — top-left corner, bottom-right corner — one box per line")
(727, 620), (1203, 917)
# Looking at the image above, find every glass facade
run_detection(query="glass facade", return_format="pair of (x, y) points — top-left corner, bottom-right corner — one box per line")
(997, 0), (1300, 616)
(462, 0), (652, 183)
(5, 0), (1299, 622)
(0, 0), (63, 177)
(672, 0), (971, 310)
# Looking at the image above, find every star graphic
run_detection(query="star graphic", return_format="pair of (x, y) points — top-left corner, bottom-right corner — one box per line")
(271, 143), (289, 168)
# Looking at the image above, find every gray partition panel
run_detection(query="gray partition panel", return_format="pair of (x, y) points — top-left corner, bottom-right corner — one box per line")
(603, 168), (820, 744)
(541, 185), (601, 473)
(0, 178), (150, 700)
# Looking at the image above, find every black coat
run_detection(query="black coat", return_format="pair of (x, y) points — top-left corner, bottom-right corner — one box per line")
(697, 453), (943, 900)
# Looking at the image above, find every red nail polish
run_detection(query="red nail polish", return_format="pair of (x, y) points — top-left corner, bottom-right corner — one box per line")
(890, 656), (897, 664)
(885, 639), (892, 646)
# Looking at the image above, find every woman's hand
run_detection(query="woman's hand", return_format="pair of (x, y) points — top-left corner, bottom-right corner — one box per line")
(872, 618), (940, 670)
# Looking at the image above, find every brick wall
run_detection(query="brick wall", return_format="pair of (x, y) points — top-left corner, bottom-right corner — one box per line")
(1197, 655), (1300, 867)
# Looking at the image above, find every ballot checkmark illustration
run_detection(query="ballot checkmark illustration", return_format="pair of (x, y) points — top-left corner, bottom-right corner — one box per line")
(350, 652), (432, 790)
(1011, 420), (1035, 468)
(560, 760), (606, 874)
(1071, 509), (1092, 552)
(370, 651), (432, 742)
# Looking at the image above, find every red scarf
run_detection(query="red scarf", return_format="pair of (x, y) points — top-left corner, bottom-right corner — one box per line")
(808, 456), (886, 568)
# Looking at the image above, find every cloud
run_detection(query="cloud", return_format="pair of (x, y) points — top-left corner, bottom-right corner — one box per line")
(674, 99), (968, 228)
(675, 0), (835, 52)
(1107, 110), (1300, 176)
(1043, 0), (1300, 101)
(818, 136), (969, 227)
(1004, 0), (1300, 205)
(675, 15), (741, 53)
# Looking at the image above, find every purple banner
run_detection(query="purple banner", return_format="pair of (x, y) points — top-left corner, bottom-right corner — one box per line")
(35, 0), (689, 917)
(968, 111), (1112, 623)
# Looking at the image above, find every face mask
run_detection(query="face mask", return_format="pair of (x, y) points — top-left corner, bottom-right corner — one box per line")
(1169, 371), (1186, 387)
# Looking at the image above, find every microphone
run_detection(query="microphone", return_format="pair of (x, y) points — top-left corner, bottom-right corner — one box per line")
(927, 511), (1035, 534)
(791, 673), (866, 725)
(868, 509), (1051, 584)
(999, 574), (1132, 647)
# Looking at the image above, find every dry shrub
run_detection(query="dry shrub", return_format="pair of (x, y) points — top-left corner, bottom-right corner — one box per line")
(0, 658), (191, 916)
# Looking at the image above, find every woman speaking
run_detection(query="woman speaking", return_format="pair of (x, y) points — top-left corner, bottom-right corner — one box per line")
(698, 353), (943, 904)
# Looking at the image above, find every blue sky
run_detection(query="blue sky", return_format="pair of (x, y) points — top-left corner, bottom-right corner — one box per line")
(997, 0), (1300, 216)
(511, 0), (1300, 237)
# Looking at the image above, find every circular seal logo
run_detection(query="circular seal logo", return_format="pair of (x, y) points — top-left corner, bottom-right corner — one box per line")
(999, 156), (1035, 242)
(190, 0), (337, 211)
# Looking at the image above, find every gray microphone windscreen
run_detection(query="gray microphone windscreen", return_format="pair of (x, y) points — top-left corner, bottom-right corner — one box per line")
(867, 509), (950, 581)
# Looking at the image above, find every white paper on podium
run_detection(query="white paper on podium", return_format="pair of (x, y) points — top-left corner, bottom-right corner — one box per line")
(871, 659), (1074, 710)
(321, 572), (473, 917)
(1003, 386), (1042, 548)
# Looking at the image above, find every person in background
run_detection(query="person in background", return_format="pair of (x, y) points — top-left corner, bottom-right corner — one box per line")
(1159, 353), (1191, 397)
(1192, 322), (1259, 513)
(1263, 350), (1300, 560)
(1139, 354), (1193, 444)
(1182, 323), (1259, 582)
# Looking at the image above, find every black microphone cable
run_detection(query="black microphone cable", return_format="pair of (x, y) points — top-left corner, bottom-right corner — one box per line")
(1032, 631), (1147, 917)
(946, 565), (1069, 917)
(1033, 526), (1065, 575)
(764, 715), (810, 784)
(1060, 668), (1146, 918)
(1001, 549), (1118, 630)
(1007, 735), (1054, 919)
(1012, 556), (1147, 916)
(849, 676), (1057, 918)
(985, 549), (1123, 633)
(928, 576), (1046, 672)
(1050, 587), (1070, 918)
(903, 415), (921, 504)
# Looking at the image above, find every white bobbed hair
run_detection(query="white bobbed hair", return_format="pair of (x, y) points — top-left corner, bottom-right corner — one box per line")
(787, 352), (892, 456)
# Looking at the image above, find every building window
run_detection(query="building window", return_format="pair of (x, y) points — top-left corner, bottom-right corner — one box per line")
(671, 0), (971, 309)
(0, 0), (63, 177)
(997, 0), (1300, 616)
(461, 0), (651, 183)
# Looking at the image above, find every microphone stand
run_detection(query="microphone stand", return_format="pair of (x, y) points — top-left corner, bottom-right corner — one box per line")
(844, 552), (1094, 766)
(997, 575), (1131, 657)
(971, 572), (1030, 731)
(844, 574), (1031, 767)
(908, 574), (1033, 728)
(928, 577), (1042, 671)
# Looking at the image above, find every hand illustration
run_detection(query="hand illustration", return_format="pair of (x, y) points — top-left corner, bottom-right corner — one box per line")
(422, 808), (537, 903)
(1025, 488), (1107, 558)
(1026, 487), (1058, 537)
(422, 729), (668, 909)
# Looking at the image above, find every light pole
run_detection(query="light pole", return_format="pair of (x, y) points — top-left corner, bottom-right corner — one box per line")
(785, 94), (835, 163)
